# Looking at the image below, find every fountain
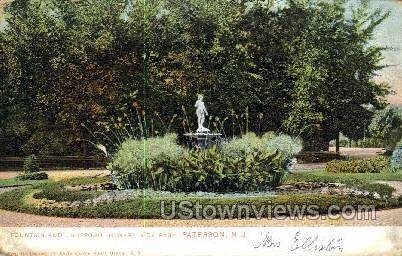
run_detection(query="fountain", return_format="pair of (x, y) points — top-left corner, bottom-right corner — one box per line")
(184, 94), (222, 149)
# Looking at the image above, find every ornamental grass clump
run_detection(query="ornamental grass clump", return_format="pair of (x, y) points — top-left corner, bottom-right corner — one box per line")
(263, 134), (303, 158)
(220, 132), (262, 158)
(108, 133), (186, 189)
(220, 132), (302, 158)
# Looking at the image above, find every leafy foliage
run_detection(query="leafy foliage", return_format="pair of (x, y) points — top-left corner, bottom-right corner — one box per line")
(0, 0), (390, 155)
(109, 132), (302, 192)
(369, 106), (402, 151)
(1, 171), (401, 218)
(16, 171), (48, 180)
(108, 133), (186, 189)
(22, 154), (40, 173)
(18, 154), (48, 180)
(325, 156), (390, 173)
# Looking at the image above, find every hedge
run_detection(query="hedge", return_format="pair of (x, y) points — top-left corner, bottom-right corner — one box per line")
(16, 172), (48, 180)
(325, 156), (389, 173)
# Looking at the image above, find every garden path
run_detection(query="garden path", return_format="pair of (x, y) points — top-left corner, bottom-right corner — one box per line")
(0, 170), (109, 180)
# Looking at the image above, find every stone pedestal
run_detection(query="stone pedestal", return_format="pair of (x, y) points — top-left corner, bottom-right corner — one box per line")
(184, 132), (223, 149)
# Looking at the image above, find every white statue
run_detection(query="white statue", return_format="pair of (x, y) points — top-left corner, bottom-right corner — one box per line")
(195, 94), (210, 133)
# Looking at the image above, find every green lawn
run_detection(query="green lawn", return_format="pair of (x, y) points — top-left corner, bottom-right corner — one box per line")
(0, 178), (46, 188)
(286, 170), (402, 185)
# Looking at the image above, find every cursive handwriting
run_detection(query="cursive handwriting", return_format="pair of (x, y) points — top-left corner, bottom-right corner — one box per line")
(253, 232), (281, 249)
(252, 231), (344, 253)
(289, 231), (344, 253)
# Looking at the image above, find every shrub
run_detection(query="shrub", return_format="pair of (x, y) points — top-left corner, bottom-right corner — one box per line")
(108, 133), (187, 189)
(325, 156), (389, 173)
(218, 132), (302, 190)
(17, 172), (48, 180)
(109, 132), (302, 192)
(263, 133), (303, 158)
(368, 106), (402, 151)
(390, 143), (402, 170)
(220, 132), (302, 158)
(175, 146), (285, 192)
(23, 154), (41, 173)
(220, 132), (261, 157)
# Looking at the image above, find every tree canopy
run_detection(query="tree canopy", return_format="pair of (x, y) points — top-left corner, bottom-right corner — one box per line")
(0, 0), (390, 155)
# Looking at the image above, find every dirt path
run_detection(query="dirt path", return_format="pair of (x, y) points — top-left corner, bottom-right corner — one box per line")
(0, 169), (109, 180)
(329, 147), (385, 159)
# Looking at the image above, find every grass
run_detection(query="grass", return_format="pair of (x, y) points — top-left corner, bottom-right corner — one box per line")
(30, 176), (109, 202)
(285, 170), (402, 185)
(0, 178), (46, 188)
(57, 175), (110, 186)
(33, 182), (103, 202)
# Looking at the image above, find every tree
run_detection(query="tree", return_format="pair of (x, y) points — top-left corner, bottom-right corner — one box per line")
(1, 0), (140, 155)
(0, 0), (391, 155)
(277, 0), (389, 151)
(369, 106), (402, 151)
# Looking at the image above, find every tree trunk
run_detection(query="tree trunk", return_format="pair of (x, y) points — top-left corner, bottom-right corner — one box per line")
(335, 132), (340, 153)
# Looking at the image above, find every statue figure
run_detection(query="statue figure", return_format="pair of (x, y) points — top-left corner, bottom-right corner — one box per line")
(195, 94), (210, 133)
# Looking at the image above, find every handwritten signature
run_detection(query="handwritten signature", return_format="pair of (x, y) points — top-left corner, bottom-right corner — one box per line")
(253, 231), (344, 253)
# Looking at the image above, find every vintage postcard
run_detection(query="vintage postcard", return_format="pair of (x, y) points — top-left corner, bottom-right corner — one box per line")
(0, 0), (401, 255)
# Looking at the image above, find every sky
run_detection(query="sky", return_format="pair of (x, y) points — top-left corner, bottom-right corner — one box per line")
(367, 0), (402, 105)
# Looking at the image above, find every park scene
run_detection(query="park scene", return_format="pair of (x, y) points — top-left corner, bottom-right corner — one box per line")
(0, 0), (402, 227)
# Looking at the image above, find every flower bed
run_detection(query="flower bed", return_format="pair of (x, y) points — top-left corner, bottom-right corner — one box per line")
(109, 133), (302, 192)
(0, 175), (400, 219)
